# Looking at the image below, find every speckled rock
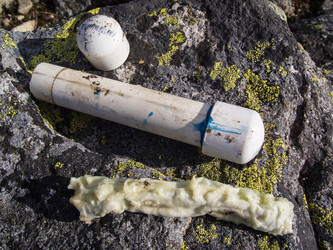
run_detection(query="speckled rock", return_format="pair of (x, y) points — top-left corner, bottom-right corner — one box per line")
(290, 9), (333, 80)
(52, 0), (92, 17)
(0, 0), (332, 249)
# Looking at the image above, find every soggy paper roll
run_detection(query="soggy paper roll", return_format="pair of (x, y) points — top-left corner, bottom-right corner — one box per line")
(68, 175), (294, 235)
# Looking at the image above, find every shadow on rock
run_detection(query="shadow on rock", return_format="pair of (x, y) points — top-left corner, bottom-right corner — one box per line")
(17, 176), (79, 222)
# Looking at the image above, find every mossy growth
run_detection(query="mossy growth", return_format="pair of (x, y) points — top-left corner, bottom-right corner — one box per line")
(29, 8), (100, 71)
(69, 112), (92, 134)
(195, 223), (218, 244)
(210, 62), (240, 91)
(243, 69), (280, 112)
(198, 123), (287, 194)
(309, 202), (333, 235)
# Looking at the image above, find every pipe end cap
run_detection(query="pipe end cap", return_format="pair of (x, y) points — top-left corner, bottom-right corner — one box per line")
(202, 102), (265, 164)
(76, 15), (130, 71)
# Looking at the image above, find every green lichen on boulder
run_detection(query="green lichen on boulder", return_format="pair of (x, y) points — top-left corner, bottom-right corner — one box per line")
(210, 62), (240, 91)
(243, 69), (280, 112)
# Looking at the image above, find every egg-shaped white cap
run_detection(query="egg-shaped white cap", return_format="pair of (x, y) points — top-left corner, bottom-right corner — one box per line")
(202, 101), (265, 164)
(76, 15), (130, 71)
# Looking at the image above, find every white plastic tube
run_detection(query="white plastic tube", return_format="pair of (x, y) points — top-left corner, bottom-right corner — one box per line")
(30, 63), (265, 164)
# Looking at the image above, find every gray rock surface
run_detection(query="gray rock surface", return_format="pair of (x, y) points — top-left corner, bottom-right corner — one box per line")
(290, 10), (333, 78)
(0, 0), (332, 249)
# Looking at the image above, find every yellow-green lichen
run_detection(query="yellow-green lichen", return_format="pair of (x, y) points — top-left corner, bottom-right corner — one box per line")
(54, 162), (64, 169)
(210, 62), (240, 91)
(328, 92), (333, 101)
(309, 202), (333, 235)
(160, 8), (168, 16)
(278, 66), (288, 76)
(195, 224), (218, 244)
(198, 123), (287, 194)
(303, 194), (309, 209)
(223, 237), (231, 245)
(268, 1), (287, 22)
(69, 112), (92, 134)
(258, 236), (280, 250)
(180, 241), (188, 250)
(3, 33), (17, 49)
(162, 86), (170, 92)
(1, 97), (19, 119)
(263, 59), (272, 73)
(246, 41), (272, 63)
(158, 45), (179, 66)
(169, 31), (186, 44)
(243, 69), (280, 112)
(311, 24), (323, 30)
(37, 101), (64, 130)
(29, 8), (100, 70)
(227, 45), (235, 52)
(164, 16), (179, 26)
(196, 66), (202, 79)
(111, 159), (177, 180)
(148, 11), (157, 17)
(323, 69), (333, 75)
(100, 135), (106, 145)
(158, 32), (186, 66)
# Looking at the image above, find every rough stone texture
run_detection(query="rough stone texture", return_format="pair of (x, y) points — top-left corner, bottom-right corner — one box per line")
(0, 0), (332, 249)
(52, 0), (92, 17)
(319, 0), (333, 13)
(0, 0), (16, 14)
(290, 10), (333, 79)
(17, 0), (33, 15)
(270, 0), (295, 18)
(11, 19), (36, 31)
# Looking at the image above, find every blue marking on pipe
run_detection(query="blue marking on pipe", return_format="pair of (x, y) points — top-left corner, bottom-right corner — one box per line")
(94, 90), (101, 97)
(143, 112), (154, 126)
(207, 117), (242, 135)
(192, 105), (213, 146)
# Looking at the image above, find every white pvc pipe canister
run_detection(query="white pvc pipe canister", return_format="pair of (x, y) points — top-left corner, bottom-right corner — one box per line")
(30, 63), (265, 164)
(76, 15), (130, 71)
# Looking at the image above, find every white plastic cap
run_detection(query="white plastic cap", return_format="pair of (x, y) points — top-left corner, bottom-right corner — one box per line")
(202, 102), (265, 164)
(76, 15), (130, 71)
